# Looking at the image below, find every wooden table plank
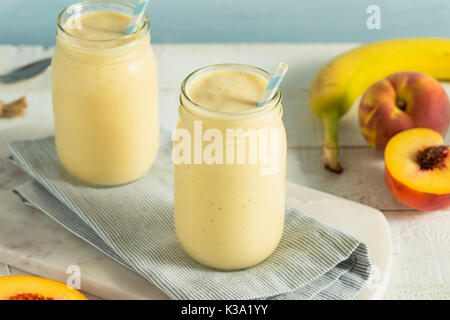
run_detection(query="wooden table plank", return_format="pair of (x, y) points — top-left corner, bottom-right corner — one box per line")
(383, 210), (450, 300)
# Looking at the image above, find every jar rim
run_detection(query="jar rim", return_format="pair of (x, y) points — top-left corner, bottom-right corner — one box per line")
(56, 0), (150, 47)
(180, 63), (282, 120)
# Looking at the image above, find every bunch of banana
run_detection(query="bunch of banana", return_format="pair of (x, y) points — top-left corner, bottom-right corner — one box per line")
(310, 38), (450, 173)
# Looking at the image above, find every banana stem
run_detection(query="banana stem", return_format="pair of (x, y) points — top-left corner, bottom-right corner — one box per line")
(322, 110), (343, 173)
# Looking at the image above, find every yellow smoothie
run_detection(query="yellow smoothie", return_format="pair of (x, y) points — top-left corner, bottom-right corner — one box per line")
(187, 69), (269, 112)
(51, 1), (159, 186)
(174, 64), (286, 270)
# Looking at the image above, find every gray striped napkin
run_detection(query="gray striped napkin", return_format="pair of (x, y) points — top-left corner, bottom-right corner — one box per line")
(8, 131), (372, 300)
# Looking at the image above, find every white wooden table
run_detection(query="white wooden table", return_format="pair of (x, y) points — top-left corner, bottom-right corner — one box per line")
(0, 43), (449, 300)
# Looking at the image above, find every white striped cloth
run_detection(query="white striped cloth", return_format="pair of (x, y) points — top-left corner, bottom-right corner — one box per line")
(8, 131), (371, 300)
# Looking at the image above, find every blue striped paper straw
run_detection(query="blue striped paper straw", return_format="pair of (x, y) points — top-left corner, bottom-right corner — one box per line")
(125, 0), (150, 34)
(257, 63), (289, 107)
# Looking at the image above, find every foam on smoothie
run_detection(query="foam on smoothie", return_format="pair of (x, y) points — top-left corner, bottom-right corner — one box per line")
(63, 12), (141, 48)
(187, 70), (268, 112)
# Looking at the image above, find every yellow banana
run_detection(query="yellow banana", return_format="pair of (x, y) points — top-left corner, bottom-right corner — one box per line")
(310, 38), (450, 173)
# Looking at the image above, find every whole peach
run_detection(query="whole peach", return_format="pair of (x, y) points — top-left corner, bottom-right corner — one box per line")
(359, 71), (450, 150)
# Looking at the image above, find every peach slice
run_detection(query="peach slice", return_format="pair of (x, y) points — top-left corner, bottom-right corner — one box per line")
(385, 128), (450, 210)
(0, 275), (87, 300)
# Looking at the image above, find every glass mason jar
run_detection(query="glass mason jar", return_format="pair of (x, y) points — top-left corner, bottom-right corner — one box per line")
(174, 64), (287, 270)
(51, 0), (159, 186)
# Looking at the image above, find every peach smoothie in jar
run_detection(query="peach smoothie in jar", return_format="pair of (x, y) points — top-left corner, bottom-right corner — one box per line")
(174, 64), (287, 270)
(51, 0), (159, 186)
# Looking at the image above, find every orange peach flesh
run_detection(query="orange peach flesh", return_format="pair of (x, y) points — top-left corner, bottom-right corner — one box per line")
(0, 275), (87, 300)
(385, 128), (450, 195)
(385, 128), (450, 210)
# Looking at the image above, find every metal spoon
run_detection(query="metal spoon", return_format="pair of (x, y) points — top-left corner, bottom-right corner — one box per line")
(0, 58), (51, 84)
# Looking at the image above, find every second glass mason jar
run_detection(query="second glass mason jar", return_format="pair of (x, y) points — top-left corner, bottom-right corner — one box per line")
(51, 0), (159, 186)
(174, 64), (287, 270)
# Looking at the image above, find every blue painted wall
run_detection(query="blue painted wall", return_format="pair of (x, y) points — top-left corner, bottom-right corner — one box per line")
(0, 0), (449, 46)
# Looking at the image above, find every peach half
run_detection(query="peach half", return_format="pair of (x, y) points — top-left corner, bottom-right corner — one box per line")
(385, 128), (450, 210)
(0, 275), (87, 300)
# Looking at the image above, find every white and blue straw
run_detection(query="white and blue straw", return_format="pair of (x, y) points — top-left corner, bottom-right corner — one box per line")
(257, 63), (289, 107)
(125, 0), (150, 34)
